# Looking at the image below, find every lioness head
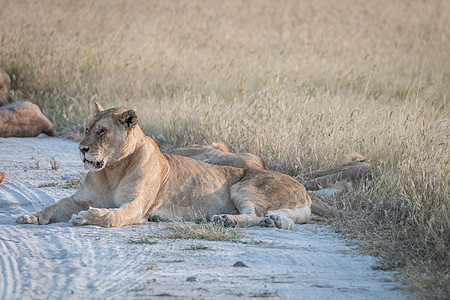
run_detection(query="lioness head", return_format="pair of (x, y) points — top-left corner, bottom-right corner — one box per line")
(79, 102), (139, 171)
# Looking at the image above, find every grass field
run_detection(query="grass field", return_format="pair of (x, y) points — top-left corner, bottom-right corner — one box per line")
(0, 0), (448, 297)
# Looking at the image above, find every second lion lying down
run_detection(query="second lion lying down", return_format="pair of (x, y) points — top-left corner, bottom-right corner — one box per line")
(18, 103), (314, 229)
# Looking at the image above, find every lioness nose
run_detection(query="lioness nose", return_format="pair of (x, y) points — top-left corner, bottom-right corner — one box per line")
(80, 147), (89, 154)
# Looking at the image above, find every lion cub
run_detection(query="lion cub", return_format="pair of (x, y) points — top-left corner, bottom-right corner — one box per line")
(17, 102), (311, 229)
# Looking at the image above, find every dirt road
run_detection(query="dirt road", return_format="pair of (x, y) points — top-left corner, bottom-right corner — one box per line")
(0, 137), (405, 299)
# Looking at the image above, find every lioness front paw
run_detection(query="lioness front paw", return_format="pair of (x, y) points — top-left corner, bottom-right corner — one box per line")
(16, 214), (49, 225)
(70, 211), (89, 226)
(70, 207), (109, 226)
(16, 214), (39, 225)
(212, 214), (237, 227)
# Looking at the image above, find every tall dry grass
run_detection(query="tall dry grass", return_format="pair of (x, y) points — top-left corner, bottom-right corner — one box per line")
(0, 0), (448, 297)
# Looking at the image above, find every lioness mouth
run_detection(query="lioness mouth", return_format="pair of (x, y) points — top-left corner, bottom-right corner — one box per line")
(83, 159), (104, 169)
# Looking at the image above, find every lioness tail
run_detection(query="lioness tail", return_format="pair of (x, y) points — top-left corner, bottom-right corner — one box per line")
(309, 194), (340, 217)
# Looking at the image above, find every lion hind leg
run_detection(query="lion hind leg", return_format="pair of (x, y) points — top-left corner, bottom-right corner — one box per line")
(212, 213), (264, 228)
(212, 189), (264, 227)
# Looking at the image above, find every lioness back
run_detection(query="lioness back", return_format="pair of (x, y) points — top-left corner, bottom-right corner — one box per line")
(167, 144), (265, 169)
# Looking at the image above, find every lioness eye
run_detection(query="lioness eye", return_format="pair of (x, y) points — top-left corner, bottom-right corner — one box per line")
(97, 128), (107, 135)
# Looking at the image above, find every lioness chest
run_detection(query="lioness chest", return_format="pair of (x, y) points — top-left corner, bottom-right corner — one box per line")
(152, 155), (246, 219)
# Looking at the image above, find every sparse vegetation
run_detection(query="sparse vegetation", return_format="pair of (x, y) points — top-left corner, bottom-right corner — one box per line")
(166, 222), (244, 242)
(127, 236), (159, 245)
(128, 222), (244, 244)
(185, 244), (210, 251)
(126, 286), (147, 293)
(0, 0), (448, 297)
(30, 157), (41, 169)
(38, 178), (84, 189)
(49, 157), (59, 171)
(148, 214), (163, 222)
(251, 290), (279, 298)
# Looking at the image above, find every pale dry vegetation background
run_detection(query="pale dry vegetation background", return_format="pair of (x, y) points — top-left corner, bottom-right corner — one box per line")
(0, 0), (448, 298)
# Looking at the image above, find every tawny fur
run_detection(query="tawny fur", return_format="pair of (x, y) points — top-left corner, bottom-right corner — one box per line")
(0, 68), (11, 106)
(211, 142), (230, 152)
(17, 102), (311, 229)
(167, 144), (265, 170)
(296, 160), (372, 191)
(171, 146), (371, 218)
(0, 102), (55, 137)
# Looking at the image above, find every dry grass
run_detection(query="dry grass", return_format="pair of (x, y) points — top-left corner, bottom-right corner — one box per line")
(0, 0), (448, 297)
(129, 222), (244, 243)
(38, 177), (85, 189)
(166, 222), (244, 242)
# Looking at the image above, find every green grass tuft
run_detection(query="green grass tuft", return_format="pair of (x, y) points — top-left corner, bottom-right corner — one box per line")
(148, 214), (163, 222)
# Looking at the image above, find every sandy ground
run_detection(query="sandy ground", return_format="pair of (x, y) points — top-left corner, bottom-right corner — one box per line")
(0, 137), (406, 299)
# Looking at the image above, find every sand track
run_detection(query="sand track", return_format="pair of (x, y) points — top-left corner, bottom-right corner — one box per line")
(0, 137), (406, 299)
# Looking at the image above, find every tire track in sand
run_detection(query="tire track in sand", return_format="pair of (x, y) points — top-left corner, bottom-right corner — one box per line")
(91, 227), (165, 295)
(0, 180), (54, 299)
(0, 181), (56, 219)
(0, 236), (22, 300)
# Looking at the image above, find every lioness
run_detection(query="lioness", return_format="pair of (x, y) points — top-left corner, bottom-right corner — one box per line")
(17, 102), (312, 229)
(0, 102), (55, 137)
(166, 145), (371, 217)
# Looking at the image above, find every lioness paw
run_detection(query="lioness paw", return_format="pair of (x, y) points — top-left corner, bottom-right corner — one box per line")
(16, 214), (49, 225)
(16, 214), (39, 225)
(70, 211), (88, 226)
(212, 214), (237, 227)
(259, 216), (276, 228)
(70, 208), (110, 226)
(259, 214), (294, 230)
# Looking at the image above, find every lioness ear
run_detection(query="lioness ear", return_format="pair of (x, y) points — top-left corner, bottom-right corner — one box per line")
(118, 110), (138, 129)
(91, 102), (104, 117)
